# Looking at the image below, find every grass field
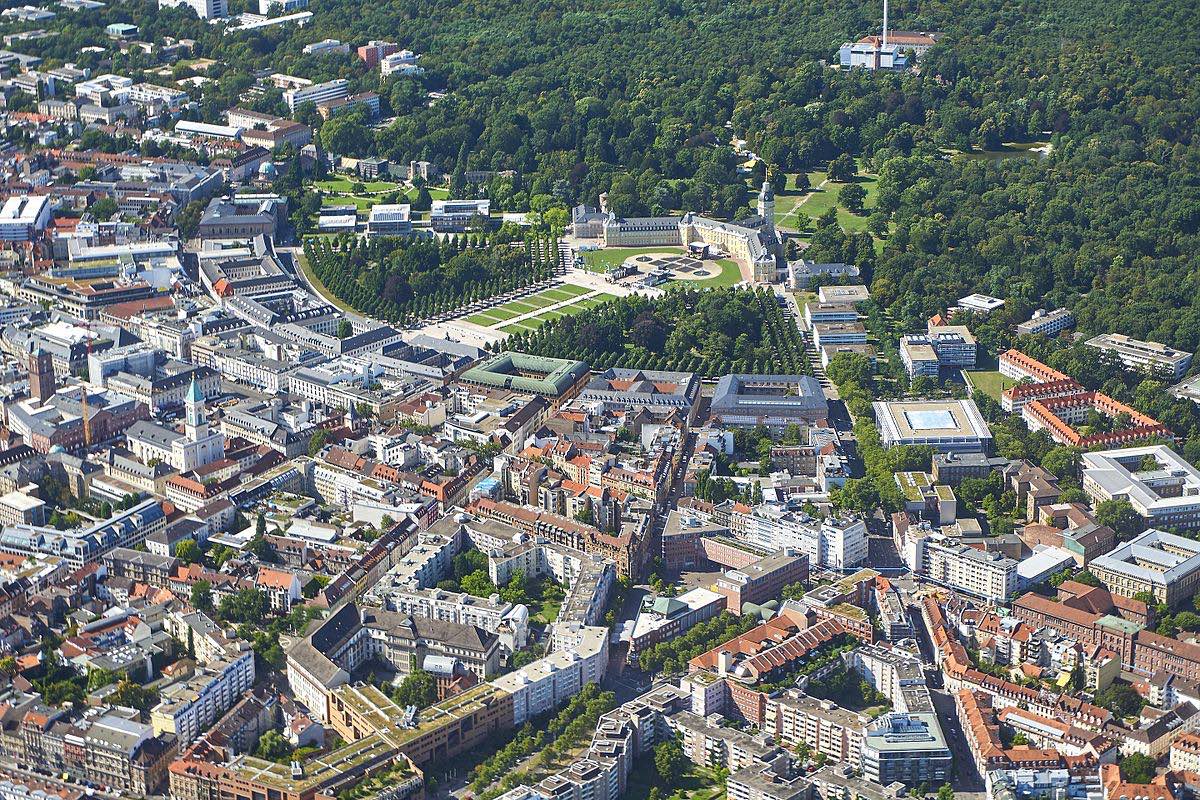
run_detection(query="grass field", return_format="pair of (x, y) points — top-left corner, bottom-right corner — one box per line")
(966, 370), (1017, 401)
(799, 171), (879, 234)
(667, 258), (742, 288)
(321, 195), (378, 211)
(582, 246), (743, 286)
(773, 169), (828, 229)
(771, 160), (885, 250)
(314, 177), (401, 194)
(624, 762), (724, 800)
(581, 246), (680, 272)
(481, 291), (621, 332)
(465, 287), (618, 329)
(538, 284), (591, 301)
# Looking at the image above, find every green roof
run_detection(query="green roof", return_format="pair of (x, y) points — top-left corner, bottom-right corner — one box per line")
(1094, 614), (1143, 634)
(461, 352), (588, 396)
(229, 683), (503, 792)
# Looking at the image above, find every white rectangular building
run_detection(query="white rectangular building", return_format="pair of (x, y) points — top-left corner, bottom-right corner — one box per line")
(1086, 333), (1194, 382)
(429, 199), (490, 231)
(284, 78), (348, 114)
(1017, 308), (1075, 337)
(366, 203), (412, 237)
(159, 0), (226, 19)
(0, 195), (51, 241)
(917, 535), (1018, 602)
(1082, 446), (1200, 531)
(873, 399), (992, 454)
(740, 507), (867, 571)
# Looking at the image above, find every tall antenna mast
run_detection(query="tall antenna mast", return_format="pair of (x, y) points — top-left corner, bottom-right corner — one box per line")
(882, 0), (889, 49)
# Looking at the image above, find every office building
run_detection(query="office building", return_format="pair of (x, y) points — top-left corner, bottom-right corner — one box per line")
(812, 322), (867, 351)
(1017, 308), (1075, 337)
(366, 203), (412, 237)
(1082, 446), (1200, 531)
(711, 374), (829, 430)
(1089, 529), (1200, 608)
(860, 713), (951, 786)
(915, 534), (1018, 602)
(899, 325), (976, 377)
(0, 195), (51, 241)
(283, 78), (348, 113)
(715, 550), (808, 611)
(739, 508), (867, 571)
(624, 587), (726, 660)
(429, 199), (491, 231)
(873, 399), (992, 453)
(1087, 333), (1194, 381)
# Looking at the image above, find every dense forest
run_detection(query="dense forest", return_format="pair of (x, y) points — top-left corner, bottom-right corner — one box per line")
(503, 288), (811, 377)
(303, 234), (558, 322)
(5, 0), (1200, 350)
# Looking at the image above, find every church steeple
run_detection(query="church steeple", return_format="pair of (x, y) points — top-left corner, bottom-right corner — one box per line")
(185, 377), (207, 441)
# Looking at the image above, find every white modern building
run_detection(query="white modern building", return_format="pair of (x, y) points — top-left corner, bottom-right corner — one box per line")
(914, 534), (1018, 602)
(861, 713), (952, 786)
(0, 195), (51, 241)
(873, 399), (992, 454)
(284, 78), (348, 114)
(1087, 333), (1194, 382)
(1017, 308), (1075, 337)
(491, 625), (608, 726)
(899, 325), (977, 378)
(366, 203), (413, 238)
(740, 507), (868, 571)
(128, 82), (190, 110)
(159, 0), (226, 18)
(957, 293), (1005, 315)
(429, 199), (491, 232)
(380, 49), (423, 76)
(258, 0), (306, 12)
(1082, 446), (1200, 531)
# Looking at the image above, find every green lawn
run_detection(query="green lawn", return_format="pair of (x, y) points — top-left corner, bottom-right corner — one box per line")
(581, 246), (684, 272)
(798, 173), (878, 234)
(624, 762), (725, 800)
(668, 258), (742, 288)
(465, 311), (505, 325)
(539, 284), (592, 301)
(573, 293), (619, 308)
(773, 161), (884, 243)
(321, 195), (377, 211)
(532, 600), (562, 625)
(469, 286), (623, 331)
(966, 370), (1017, 401)
(773, 169), (828, 229)
(515, 293), (565, 311)
(313, 177), (400, 194)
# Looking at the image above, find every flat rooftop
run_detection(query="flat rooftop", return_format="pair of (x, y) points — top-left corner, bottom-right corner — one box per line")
(874, 399), (991, 441)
